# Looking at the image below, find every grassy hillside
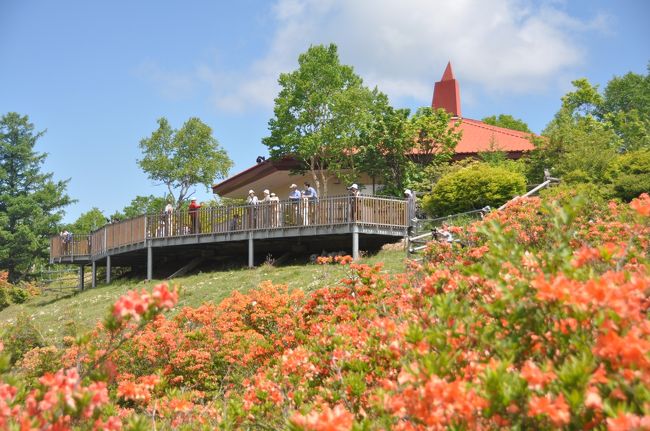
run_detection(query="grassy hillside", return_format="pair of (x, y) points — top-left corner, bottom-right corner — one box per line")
(0, 248), (406, 343)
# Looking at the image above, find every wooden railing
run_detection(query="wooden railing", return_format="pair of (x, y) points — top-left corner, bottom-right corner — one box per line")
(50, 234), (91, 259)
(50, 195), (408, 260)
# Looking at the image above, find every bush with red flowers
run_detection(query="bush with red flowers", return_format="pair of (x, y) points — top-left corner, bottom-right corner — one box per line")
(1, 193), (648, 430)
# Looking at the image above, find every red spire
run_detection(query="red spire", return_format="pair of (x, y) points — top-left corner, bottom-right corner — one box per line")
(440, 61), (455, 81)
(432, 61), (461, 117)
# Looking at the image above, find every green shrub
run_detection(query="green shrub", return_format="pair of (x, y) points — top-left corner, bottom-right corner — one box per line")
(0, 289), (9, 311)
(1, 314), (45, 365)
(606, 149), (650, 201)
(422, 163), (526, 216)
(9, 287), (29, 304)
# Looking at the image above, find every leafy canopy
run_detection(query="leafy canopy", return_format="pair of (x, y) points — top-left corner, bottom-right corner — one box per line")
(138, 117), (232, 207)
(0, 112), (73, 281)
(481, 114), (531, 133)
(263, 44), (376, 196)
(527, 67), (650, 185)
(66, 208), (107, 234)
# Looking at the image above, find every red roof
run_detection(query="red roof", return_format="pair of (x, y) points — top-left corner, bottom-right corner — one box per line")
(453, 118), (534, 154)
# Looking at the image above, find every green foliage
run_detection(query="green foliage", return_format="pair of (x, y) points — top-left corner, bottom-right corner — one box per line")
(356, 95), (415, 195)
(606, 149), (650, 201)
(263, 44), (376, 197)
(528, 110), (618, 184)
(481, 114), (531, 133)
(138, 117), (232, 207)
(599, 66), (650, 151)
(409, 107), (461, 161)
(422, 163), (526, 216)
(67, 207), (106, 234)
(530, 67), (649, 185)
(1, 313), (44, 365)
(0, 289), (9, 311)
(0, 113), (73, 282)
(111, 195), (169, 220)
(9, 287), (28, 304)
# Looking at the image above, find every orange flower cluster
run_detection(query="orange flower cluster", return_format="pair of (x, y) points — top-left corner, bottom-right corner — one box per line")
(3, 192), (649, 429)
(112, 283), (178, 323)
(116, 374), (160, 403)
(291, 404), (355, 431)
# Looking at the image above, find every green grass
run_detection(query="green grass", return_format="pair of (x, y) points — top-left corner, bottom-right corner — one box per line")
(0, 248), (406, 344)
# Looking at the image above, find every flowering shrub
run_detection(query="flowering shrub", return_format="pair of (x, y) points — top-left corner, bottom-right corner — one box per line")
(2, 194), (649, 429)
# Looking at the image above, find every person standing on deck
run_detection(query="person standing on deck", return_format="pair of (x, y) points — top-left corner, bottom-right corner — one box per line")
(269, 192), (280, 227)
(246, 190), (259, 228)
(302, 182), (318, 225)
(288, 184), (301, 225)
(164, 202), (174, 236)
(189, 197), (201, 234)
(261, 189), (271, 228)
(347, 184), (360, 222)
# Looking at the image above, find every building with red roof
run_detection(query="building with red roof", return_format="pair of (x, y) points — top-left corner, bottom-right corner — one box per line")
(213, 62), (534, 198)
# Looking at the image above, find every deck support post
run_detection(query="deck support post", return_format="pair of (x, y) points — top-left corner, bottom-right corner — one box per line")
(352, 224), (359, 260)
(248, 233), (254, 268)
(91, 261), (97, 288)
(147, 245), (153, 280)
(79, 265), (85, 291)
(106, 255), (111, 284)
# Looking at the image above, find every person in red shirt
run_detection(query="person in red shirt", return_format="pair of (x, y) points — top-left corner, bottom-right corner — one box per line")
(189, 197), (202, 234)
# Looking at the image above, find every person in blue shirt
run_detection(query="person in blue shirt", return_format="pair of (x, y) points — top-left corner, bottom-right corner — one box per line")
(303, 182), (318, 200)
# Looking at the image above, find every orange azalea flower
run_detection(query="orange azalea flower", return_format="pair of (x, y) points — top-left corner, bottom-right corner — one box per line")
(606, 412), (650, 431)
(520, 360), (556, 390)
(528, 393), (570, 426)
(291, 404), (354, 431)
(335, 255), (354, 265)
(630, 193), (650, 217)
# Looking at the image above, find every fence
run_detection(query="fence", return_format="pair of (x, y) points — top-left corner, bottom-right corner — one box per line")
(51, 195), (409, 260)
(50, 234), (91, 259)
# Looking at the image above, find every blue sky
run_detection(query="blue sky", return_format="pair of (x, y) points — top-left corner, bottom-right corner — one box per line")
(1, 0), (648, 224)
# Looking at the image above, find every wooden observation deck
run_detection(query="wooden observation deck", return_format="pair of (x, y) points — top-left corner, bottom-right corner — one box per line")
(50, 195), (410, 287)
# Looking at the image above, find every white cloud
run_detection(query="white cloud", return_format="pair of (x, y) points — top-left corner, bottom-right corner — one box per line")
(145, 0), (609, 112)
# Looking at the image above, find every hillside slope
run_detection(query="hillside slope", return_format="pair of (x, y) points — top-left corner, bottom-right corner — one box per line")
(0, 249), (405, 343)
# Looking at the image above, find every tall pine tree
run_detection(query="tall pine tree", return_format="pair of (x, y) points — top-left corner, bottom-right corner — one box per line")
(0, 113), (73, 281)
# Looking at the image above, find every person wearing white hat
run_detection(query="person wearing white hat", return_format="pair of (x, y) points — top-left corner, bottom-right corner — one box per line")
(246, 190), (258, 228)
(246, 190), (258, 205)
(347, 183), (360, 222)
(260, 189), (271, 227)
(288, 184), (301, 225)
(269, 191), (280, 227)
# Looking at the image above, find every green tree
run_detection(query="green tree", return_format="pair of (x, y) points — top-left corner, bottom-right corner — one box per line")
(481, 114), (531, 133)
(527, 77), (623, 183)
(357, 94), (416, 195)
(401, 107), (462, 195)
(111, 195), (168, 220)
(422, 163), (526, 216)
(599, 67), (650, 151)
(0, 113), (73, 281)
(605, 149), (650, 201)
(263, 44), (376, 197)
(138, 117), (232, 208)
(67, 208), (106, 234)
(409, 107), (461, 161)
